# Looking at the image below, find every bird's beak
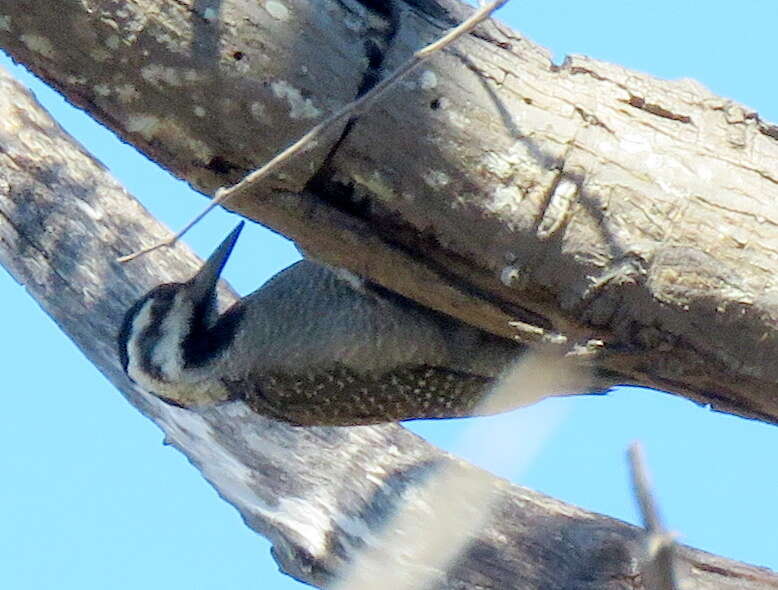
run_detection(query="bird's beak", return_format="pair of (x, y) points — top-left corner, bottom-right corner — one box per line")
(189, 221), (245, 302)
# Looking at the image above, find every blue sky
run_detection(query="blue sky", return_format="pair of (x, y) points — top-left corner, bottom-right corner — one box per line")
(2, 2), (778, 588)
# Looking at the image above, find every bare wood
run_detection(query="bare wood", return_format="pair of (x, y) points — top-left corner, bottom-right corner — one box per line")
(2, 66), (777, 590)
(4, 0), (778, 424)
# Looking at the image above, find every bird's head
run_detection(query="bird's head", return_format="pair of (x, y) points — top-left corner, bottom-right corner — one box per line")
(118, 222), (245, 407)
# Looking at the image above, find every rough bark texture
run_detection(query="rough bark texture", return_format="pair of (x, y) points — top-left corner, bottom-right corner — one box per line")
(2, 65), (778, 590)
(3, 0), (778, 425)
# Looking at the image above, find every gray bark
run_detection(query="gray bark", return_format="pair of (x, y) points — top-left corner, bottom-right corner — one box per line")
(3, 0), (778, 425)
(2, 65), (778, 590)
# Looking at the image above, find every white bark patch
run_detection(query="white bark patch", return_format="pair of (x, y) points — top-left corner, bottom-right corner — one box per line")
(91, 47), (110, 62)
(423, 170), (450, 189)
(182, 69), (202, 83)
(66, 74), (87, 86)
(537, 178), (579, 240)
(250, 101), (268, 122)
(74, 198), (104, 222)
(194, 105), (206, 117)
(126, 113), (212, 160)
(276, 498), (331, 555)
(483, 142), (542, 182)
(420, 70), (438, 90)
(343, 13), (364, 32)
(94, 84), (111, 97)
(20, 34), (54, 57)
(126, 113), (161, 140)
(500, 264), (522, 287)
(330, 266), (366, 292)
(265, 1), (290, 21)
(446, 108), (470, 129)
(116, 84), (140, 103)
(353, 171), (398, 202)
(0, 15), (11, 32)
(491, 185), (523, 212)
(619, 133), (651, 154)
(483, 151), (514, 180)
(141, 64), (182, 88)
(271, 80), (322, 119)
(644, 153), (663, 170)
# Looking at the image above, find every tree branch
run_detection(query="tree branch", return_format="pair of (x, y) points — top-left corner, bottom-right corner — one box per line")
(1, 65), (777, 590)
(117, 0), (510, 262)
(4, 0), (778, 425)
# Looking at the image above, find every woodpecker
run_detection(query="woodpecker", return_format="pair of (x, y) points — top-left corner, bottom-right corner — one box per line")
(118, 223), (522, 426)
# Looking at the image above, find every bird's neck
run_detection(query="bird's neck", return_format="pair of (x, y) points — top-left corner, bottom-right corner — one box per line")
(181, 301), (246, 370)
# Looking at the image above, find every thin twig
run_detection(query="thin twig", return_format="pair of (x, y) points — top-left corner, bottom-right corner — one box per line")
(628, 442), (679, 590)
(117, 0), (511, 263)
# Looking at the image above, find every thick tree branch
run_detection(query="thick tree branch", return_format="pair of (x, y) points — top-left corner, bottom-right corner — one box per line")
(4, 0), (778, 424)
(115, 0), (509, 263)
(4, 0), (778, 425)
(2, 65), (777, 590)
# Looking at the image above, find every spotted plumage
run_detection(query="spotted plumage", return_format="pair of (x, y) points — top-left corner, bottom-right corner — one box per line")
(228, 366), (491, 426)
(119, 223), (521, 425)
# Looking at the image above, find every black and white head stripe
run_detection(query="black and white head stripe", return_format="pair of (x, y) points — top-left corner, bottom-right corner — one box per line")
(118, 284), (181, 382)
(118, 283), (245, 384)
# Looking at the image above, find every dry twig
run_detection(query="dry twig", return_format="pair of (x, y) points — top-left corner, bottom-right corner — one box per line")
(628, 442), (680, 590)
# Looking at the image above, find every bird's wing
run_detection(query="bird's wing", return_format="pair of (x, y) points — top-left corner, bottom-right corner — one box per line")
(223, 365), (496, 426)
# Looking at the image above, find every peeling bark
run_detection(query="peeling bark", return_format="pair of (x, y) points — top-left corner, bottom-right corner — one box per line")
(2, 66), (778, 590)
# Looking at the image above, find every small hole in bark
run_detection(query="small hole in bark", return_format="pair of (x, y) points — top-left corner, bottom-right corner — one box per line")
(232, 51), (245, 61)
(523, 97), (533, 105)
(430, 98), (441, 110)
